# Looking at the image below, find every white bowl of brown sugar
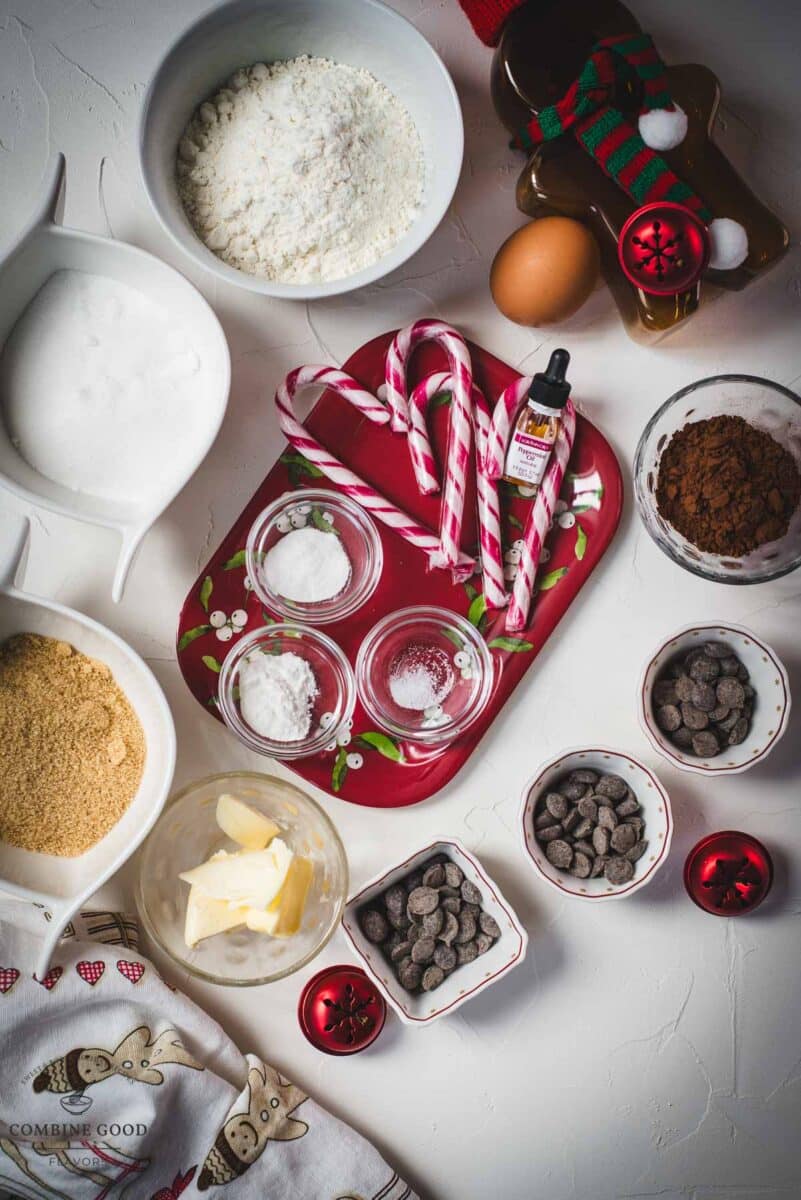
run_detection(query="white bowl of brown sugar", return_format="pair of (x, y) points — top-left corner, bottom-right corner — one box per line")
(0, 513), (175, 977)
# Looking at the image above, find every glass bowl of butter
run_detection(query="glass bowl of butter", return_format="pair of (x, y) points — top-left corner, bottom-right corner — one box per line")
(135, 771), (348, 985)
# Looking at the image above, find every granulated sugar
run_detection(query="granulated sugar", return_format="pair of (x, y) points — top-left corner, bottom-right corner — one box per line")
(0, 633), (146, 857)
(388, 642), (455, 711)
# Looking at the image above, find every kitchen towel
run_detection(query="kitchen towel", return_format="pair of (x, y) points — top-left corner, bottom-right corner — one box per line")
(0, 903), (416, 1200)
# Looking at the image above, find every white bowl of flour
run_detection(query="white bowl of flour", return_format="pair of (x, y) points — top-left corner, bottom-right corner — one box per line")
(139, 0), (463, 298)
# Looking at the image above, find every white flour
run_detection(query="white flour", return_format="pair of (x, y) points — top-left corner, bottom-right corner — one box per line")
(177, 56), (424, 284)
(0, 270), (210, 504)
(239, 650), (319, 742)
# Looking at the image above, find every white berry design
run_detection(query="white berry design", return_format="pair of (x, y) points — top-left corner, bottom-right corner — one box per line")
(557, 511), (576, 529)
(209, 609), (248, 642)
(346, 752), (364, 770)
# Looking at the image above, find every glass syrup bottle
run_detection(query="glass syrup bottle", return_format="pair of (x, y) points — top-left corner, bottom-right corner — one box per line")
(502, 349), (571, 492)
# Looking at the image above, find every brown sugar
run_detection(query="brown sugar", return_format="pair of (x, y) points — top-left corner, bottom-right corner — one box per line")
(0, 633), (146, 856)
(655, 415), (801, 558)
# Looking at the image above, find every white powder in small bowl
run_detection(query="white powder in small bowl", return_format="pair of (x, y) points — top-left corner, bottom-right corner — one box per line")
(264, 527), (351, 603)
(239, 650), (318, 742)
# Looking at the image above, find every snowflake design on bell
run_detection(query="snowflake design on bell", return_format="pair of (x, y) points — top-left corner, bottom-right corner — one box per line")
(209, 609), (248, 642)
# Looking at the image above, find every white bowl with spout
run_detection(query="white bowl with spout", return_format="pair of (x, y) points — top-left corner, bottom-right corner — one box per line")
(0, 154), (230, 601)
(0, 512), (176, 978)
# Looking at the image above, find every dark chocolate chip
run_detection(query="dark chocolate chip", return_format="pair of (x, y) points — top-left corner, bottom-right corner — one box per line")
(681, 702), (709, 731)
(407, 886), (440, 916)
(716, 677), (745, 708)
(656, 703), (682, 732)
(360, 909), (388, 943)
(689, 655), (720, 683)
(595, 775), (627, 800)
(546, 840), (574, 869)
(461, 880), (483, 905)
(610, 824), (637, 853)
(421, 965), (445, 991)
(479, 912), (501, 938)
(605, 856), (635, 885)
(692, 730), (720, 758)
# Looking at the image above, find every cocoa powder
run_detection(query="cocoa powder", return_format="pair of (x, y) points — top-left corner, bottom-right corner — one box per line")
(655, 415), (801, 557)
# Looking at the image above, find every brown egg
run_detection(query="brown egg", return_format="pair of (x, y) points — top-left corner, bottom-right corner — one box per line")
(490, 216), (600, 326)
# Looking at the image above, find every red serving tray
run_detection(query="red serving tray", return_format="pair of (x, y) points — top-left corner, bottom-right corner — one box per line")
(177, 332), (623, 806)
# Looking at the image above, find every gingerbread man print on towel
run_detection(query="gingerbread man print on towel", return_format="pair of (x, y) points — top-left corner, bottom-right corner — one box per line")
(32, 1024), (202, 1096)
(198, 1059), (308, 1190)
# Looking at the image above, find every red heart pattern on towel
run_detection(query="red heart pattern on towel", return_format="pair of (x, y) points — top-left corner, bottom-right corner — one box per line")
(116, 960), (145, 985)
(0, 967), (20, 995)
(76, 960), (105, 986)
(35, 966), (63, 991)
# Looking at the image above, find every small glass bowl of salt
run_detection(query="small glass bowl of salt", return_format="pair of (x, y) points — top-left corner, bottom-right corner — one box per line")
(246, 490), (383, 625)
(355, 606), (494, 746)
(218, 623), (356, 760)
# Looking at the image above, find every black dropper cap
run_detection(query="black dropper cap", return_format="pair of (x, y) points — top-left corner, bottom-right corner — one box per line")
(527, 349), (571, 411)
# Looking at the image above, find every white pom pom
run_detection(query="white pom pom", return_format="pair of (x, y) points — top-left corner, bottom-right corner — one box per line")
(638, 104), (688, 151)
(708, 217), (749, 270)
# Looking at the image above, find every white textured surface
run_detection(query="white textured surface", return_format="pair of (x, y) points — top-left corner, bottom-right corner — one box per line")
(1, 2), (801, 1197)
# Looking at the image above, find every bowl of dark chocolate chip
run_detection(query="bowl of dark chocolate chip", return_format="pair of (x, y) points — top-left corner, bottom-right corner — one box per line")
(521, 749), (673, 899)
(640, 623), (790, 775)
(342, 839), (527, 1024)
(634, 376), (801, 584)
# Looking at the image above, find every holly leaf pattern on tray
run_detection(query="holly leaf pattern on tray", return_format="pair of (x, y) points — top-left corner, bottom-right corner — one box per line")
(222, 549), (246, 571)
(575, 524), (588, 561)
(355, 731), (405, 763)
(488, 636), (534, 653)
(199, 575), (213, 612)
(332, 747), (349, 792)
(178, 625), (211, 651)
(201, 655), (222, 674)
(538, 567), (569, 590)
(467, 592), (488, 629)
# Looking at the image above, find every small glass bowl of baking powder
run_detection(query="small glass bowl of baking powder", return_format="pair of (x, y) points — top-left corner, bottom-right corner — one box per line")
(218, 624), (356, 760)
(356, 606), (494, 746)
(246, 490), (383, 625)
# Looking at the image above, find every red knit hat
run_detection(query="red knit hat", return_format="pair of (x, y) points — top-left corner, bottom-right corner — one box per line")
(457, 0), (526, 46)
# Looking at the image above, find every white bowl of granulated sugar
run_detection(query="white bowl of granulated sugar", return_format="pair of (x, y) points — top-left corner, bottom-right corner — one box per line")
(139, 0), (464, 299)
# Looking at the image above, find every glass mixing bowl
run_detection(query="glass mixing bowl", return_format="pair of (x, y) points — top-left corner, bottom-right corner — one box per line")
(355, 605), (494, 745)
(634, 375), (801, 584)
(135, 771), (348, 986)
(246, 489), (383, 625)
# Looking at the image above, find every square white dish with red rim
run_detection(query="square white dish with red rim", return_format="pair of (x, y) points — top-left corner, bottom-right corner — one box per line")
(342, 837), (527, 1025)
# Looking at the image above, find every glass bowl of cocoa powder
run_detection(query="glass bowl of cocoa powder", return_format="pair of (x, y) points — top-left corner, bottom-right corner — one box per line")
(634, 375), (801, 583)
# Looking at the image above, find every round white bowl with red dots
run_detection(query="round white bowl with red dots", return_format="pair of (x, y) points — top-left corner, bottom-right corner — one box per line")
(520, 747), (673, 901)
(638, 622), (791, 776)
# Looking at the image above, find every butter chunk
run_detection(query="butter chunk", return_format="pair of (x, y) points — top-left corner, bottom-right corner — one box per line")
(184, 886), (249, 947)
(216, 793), (280, 849)
(178, 838), (293, 909)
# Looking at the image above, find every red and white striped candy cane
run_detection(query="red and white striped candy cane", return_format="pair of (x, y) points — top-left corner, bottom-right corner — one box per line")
(485, 375), (532, 480)
(385, 320), (474, 574)
(506, 399), (577, 632)
(409, 371), (508, 609)
(275, 364), (474, 575)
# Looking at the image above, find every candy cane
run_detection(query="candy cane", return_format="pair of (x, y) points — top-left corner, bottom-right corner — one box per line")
(485, 375), (532, 481)
(409, 372), (508, 609)
(275, 365), (474, 575)
(385, 320), (474, 574)
(506, 400), (577, 632)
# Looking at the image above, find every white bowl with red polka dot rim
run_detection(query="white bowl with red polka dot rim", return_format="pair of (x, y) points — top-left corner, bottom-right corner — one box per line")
(342, 838), (527, 1025)
(638, 623), (791, 776)
(520, 748), (673, 901)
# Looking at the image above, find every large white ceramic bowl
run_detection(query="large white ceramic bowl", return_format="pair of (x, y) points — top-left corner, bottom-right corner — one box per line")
(139, 0), (463, 299)
(520, 748), (673, 901)
(0, 513), (176, 979)
(0, 156), (230, 601)
(638, 622), (791, 776)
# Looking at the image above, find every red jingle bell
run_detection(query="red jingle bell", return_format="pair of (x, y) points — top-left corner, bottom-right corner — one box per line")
(618, 201), (710, 296)
(684, 831), (773, 916)
(298, 964), (386, 1055)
